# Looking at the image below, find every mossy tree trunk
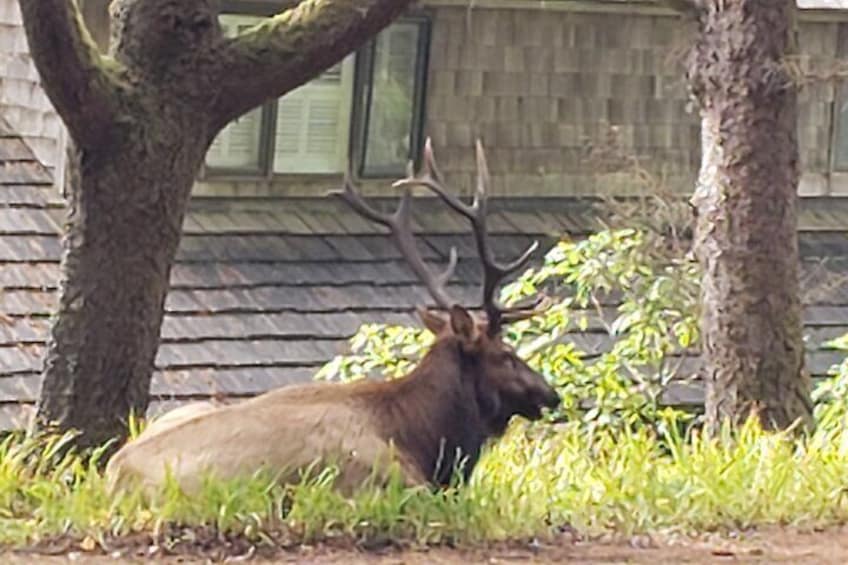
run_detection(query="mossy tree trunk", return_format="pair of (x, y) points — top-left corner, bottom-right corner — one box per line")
(685, 0), (812, 432)
(19, 0), (414, 447)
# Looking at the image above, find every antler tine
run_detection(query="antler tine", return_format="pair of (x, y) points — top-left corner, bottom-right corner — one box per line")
(470, 141), (544, 327)
(499, 295), (555, 324)
(394, 138), (545, 330)
(331, 173), (394, 228)
(329, 171), (458, 311)
(393, 139), (477, 218)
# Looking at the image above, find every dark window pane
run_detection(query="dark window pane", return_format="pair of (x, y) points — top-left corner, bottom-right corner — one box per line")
(205, 16), (266, 173)
(360, 22), (426, 176)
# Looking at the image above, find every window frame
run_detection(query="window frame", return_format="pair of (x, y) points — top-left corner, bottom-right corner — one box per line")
(200, 3), (431, 182)
(829, 23), (848, 175)
(350, 14), (432, 180)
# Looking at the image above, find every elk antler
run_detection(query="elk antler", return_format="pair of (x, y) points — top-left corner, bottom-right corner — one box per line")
(393, 138), (551, 333)
(328, 172), (459, 311)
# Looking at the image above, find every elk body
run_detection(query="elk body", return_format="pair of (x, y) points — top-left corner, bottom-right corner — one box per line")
(105, 141), (559, 496)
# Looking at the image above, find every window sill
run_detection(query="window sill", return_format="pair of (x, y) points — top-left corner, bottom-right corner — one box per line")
(198, 169), (415, 183)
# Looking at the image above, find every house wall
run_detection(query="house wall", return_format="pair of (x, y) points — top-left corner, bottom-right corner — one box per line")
(419, 3), (701, 197)
(425, 4), (838, 198)
(0, 0), (66, 189)
(6, 1), (844, 198)
(194, 2), (845, 199)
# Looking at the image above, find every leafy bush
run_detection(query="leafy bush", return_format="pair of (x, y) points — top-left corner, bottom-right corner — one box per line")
(318, 124), (707, 435)
(812, 334), (848, 439)
(317, 223), (701, 435)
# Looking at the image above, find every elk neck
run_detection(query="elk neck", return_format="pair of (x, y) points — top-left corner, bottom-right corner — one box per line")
(357, 337), (490, 486)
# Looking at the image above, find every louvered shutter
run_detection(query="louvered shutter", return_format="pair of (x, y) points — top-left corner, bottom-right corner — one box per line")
(205, 16), (265, 170)
(272, 55), (355, 174)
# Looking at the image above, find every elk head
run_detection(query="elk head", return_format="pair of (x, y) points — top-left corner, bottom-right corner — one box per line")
(332, 139), (560, 436)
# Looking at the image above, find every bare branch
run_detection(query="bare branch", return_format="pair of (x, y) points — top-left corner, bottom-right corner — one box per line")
(210, 0), (414, 132)
(18, 0), (123, 149)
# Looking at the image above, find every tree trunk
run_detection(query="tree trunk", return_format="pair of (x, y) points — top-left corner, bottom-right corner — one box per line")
(687, 0), (812, 433)
(36, 139), (202, 447)
(20, 0), (415, 447)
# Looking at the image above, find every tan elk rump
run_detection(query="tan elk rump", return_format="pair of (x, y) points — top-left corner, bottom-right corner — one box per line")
(105, 140), (559, 496)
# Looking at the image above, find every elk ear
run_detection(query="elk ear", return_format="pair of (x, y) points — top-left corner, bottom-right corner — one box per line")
(449, 305), (478, 347)
(417, 307), (448, 335)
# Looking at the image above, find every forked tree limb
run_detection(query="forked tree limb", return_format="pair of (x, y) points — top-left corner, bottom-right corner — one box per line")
(18, 0), (123, 149)
(209, 0), (415, 131)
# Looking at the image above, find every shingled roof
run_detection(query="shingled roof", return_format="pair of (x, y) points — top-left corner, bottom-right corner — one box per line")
(2, 122), (848, 427)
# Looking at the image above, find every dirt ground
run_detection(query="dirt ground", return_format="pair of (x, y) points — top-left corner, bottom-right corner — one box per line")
(5, 527), (848, 564)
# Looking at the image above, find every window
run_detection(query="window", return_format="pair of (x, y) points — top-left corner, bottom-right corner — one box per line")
(274, 57), (355, 174)
(205, 13), (430, 179)
(205, 15), (269, 174)
(355, 21), (429, 177)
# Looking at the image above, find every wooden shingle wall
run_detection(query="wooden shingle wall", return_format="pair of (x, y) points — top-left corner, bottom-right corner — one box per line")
(0, 0), (842, 198)
(425, 7), (841, 198)
(425, 6), (698, 197)
(0, 0), (65, 187)
(195, 5), (844, 198)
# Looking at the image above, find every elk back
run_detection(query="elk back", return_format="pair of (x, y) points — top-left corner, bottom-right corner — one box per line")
(105, 384), (427, 497)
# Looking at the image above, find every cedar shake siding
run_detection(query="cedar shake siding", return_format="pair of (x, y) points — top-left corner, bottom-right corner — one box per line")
(194, 2), (846, 198)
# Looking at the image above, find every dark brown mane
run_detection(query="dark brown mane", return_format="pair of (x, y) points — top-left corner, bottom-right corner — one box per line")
(355, 337), (494, 486)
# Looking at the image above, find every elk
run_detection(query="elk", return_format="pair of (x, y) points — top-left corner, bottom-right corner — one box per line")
(105, 140), (559, 497)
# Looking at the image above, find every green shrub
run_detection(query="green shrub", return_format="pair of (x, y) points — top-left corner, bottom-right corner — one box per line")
(812, 334), (848, 439)
(317, 224), (701, 435)
(5, 416), (848, 546)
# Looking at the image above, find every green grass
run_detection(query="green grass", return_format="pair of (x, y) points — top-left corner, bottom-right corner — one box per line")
(2, 416), (848, 549)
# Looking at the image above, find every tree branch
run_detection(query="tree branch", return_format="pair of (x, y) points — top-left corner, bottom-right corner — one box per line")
(210, 0), (414, 133)
(18, 0), (123, 149)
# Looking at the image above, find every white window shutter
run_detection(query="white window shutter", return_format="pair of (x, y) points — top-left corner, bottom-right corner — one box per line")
(205, 16), (265, 170)
(273, 55), (355, 174)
